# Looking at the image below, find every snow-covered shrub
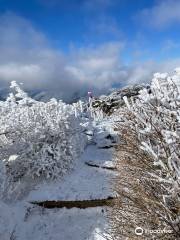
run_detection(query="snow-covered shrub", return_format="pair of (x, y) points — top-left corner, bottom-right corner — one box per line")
(0, 82), (87, 185)
(0, 160), (6, 197)
(109, 69), (180, 239)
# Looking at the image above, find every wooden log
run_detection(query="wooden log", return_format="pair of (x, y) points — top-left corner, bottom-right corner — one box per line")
(98, 145), (114, 149)
(30, 196), (116, 209)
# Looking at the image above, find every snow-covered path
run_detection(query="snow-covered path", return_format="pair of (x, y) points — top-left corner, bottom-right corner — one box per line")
(1, 122), (116, 240)
(23, 144), (114, 240)
(28, 145), (114, 201)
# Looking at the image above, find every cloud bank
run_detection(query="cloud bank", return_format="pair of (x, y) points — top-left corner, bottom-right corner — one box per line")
(0, 12), (180, 102)
(137, 0), (180, 29)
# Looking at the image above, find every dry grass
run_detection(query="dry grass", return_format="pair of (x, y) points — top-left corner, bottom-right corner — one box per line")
(108, 122), (179, 240)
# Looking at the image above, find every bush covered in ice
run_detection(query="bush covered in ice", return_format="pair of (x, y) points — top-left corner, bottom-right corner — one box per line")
(0, 81), (87, 185)
(110, 69), (180, 239)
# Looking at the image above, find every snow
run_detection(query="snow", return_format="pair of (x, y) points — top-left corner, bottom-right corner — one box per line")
(0, 201), (108, 240)
(122, 70), (180, 234)
(0, 112), (116, 240)
(1, 69), (179, 239)
(27, 145), (114, 201)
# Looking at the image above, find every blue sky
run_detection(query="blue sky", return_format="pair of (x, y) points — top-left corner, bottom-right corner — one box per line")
(0, 0), (180, 100)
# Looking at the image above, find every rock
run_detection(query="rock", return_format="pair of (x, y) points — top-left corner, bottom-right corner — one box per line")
(91, 84), (148, 115)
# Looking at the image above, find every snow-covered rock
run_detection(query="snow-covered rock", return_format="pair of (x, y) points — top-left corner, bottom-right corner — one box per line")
(91, 84), (147, 115)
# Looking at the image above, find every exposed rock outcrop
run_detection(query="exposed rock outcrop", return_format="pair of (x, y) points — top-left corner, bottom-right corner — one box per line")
(92, 84), (148, 115)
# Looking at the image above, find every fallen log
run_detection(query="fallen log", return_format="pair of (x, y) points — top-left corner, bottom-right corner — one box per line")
(30, 196), (116, 209)
(85, 161), (117, 171)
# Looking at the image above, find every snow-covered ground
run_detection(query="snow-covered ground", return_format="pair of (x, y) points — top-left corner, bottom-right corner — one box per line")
(1, 202), (108, 240)
(0, 119), (116, 240)
(28, 145), (114, 201)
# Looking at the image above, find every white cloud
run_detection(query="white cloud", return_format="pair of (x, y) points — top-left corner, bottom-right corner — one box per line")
(0, 13), (127, 100)
(66, 42), (126, 90)
(0, 12), (180, 101)
(0, 12), (79, 100)
(126, 59), (180, 85)
(137, 0), (180, 29)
